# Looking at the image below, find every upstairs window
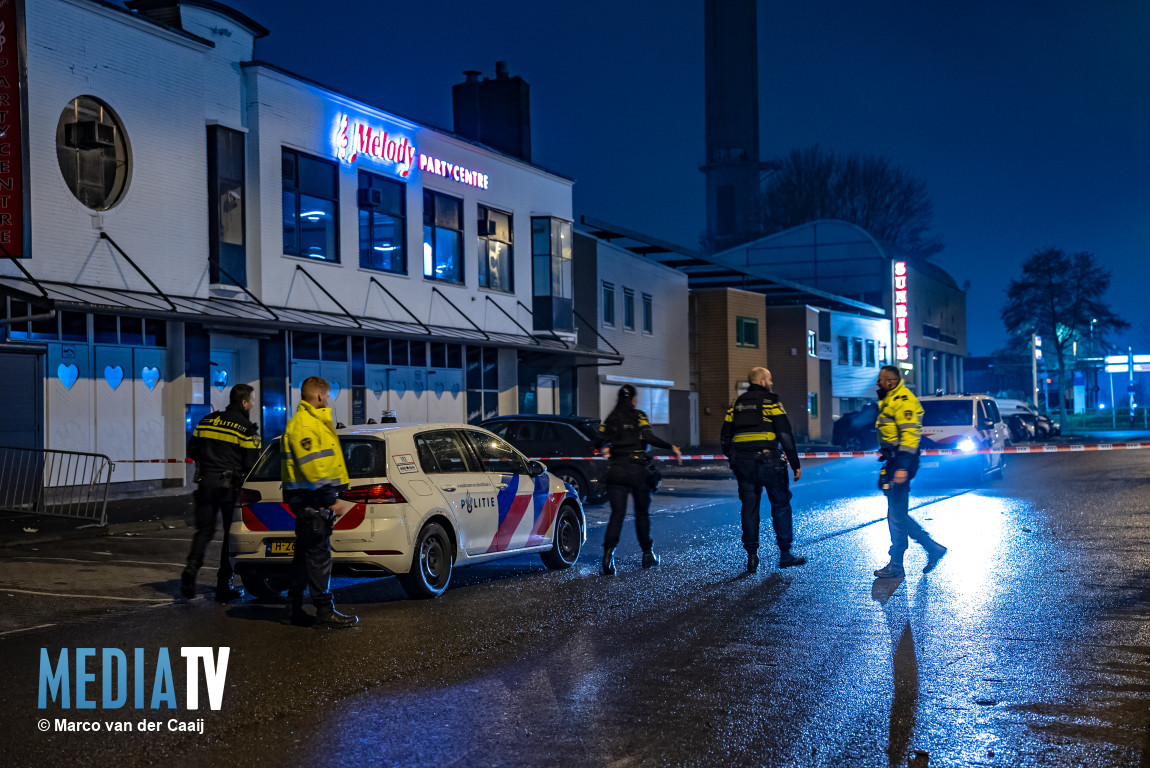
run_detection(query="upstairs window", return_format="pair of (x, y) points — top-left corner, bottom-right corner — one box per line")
(423, 190), (463, 283)
(642, 293), (653, 333)
(602, 282), (616, 326)
(623, 288), (635, 330)
(478, 206), (513, 292)
(358, 171), (406, 273)
(56, 96), (131, 212)
(208, 126), (246, 285)
(807, 330), (817, 357)
(736, 316), (758, 348)
(283, 149), (339, 262)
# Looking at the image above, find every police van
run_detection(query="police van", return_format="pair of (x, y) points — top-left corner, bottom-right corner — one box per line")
(917, 394), (1011, 483)
(229, 423), (585, 599)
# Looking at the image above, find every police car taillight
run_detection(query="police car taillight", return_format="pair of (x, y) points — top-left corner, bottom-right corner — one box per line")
(235, 488), (262, 507)
(339, 484), (406, 504)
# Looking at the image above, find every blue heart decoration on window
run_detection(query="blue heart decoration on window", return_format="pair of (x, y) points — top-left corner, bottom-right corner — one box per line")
(328, 380), (341, 401)
(141, 366), (160, 391)
(57, 363), (79, 390)
(104, 365), (124, 390)
(212, 369), (229, 392)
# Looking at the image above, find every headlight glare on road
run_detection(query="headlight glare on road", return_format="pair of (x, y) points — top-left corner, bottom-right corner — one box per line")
(956, 438), (977, 453)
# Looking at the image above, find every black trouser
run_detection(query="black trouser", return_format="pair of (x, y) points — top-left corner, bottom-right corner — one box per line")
(187, 481), (236, 584)
(730, 451), (794, 554)
(286, 493), (335, 612)
(604, 460), (653, 552)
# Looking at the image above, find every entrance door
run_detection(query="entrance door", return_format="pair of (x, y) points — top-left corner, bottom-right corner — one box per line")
(0, 350), (43, 449)
(427, 369), (464, 423)
(536, 375), (558, 415)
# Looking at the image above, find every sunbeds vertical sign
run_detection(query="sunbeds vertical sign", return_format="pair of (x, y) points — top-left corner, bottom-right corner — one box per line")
(0, 0), (25, 258)
(894, 261), (909, 361)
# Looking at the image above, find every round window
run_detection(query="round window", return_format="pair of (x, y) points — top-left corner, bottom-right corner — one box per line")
(56, 96), (131, 210)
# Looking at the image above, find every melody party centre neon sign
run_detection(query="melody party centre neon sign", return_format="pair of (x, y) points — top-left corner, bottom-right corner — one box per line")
(893, 260), (909, 361)
(333, 115), (489, 189)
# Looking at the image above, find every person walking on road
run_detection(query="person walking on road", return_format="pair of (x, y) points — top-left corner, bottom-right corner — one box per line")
(721, 367), (805, 574)
(873, 365), (947, 578)
(594, 384), (682, 575)
(182, 384), (260, 601)
(281, 376), (358, 628)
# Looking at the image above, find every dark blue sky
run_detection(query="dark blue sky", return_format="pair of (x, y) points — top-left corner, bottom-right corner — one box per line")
(215, 0), (1150, 355)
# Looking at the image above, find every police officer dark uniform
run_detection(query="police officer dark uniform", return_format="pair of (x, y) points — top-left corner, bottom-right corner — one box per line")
(182, 383), (260, 601)
(873, 365), (947, 578)
(721, 367), (806, 574)
(281, 376), (358, 629)
(594, 384), (682, 575)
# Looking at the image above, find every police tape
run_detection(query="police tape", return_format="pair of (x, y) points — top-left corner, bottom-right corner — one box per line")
(115, 442), (1150, 464)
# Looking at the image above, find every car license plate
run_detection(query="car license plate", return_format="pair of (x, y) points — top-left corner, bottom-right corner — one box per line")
(266, 540), (295, 556)
(920, 461), (939, 468)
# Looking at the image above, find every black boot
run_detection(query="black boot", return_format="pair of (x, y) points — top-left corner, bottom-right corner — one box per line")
(746, 552), (759, 574)
(314, 607), (358, 629)
(602, 548), (616, 576)
(642, 549), (660, 569)
(214, 578), (244, 603)
(779, 551), (807, 569)
(180, 565), (197, 599)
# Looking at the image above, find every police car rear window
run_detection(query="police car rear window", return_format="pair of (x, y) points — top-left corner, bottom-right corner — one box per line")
(922, 401), (974, 427)
(247, 438), (387, 481)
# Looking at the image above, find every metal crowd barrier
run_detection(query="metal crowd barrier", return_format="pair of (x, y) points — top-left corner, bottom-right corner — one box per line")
(0, 445), (114, 527)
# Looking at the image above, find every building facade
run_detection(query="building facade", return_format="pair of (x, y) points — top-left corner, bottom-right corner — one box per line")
(572, 231), (690, 446)
(0, 0), (613, 489)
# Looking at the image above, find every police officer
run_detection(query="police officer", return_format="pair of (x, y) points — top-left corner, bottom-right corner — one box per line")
(721, 367), (805, 574)
(873, 365), (946, 578)
(282, 376), (358, 628)
(594, 384), (682, 575)
(182, 383), (260, 601)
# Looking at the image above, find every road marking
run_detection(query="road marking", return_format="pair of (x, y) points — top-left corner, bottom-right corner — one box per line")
(798, 489), (976, 546)
(9, 556), (183, 567)
(0, 587), (171, 603)
(0, 623), (57, 637)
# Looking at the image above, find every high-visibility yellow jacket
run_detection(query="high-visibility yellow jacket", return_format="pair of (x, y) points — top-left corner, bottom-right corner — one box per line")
(281, 401), (349, 492)
(876, 381), (923, 469)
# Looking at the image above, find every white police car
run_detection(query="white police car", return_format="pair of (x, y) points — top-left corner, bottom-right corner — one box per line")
(229, 423), (585, 599)
(918, 394), (1010, 483)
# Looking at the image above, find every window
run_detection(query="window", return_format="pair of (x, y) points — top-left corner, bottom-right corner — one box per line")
(208, 126), (246, 286)
(878, 342), (889, 364)
(808, 392), (818, 417)
(837, 336), (849, 365)
(71, 314), (164, 347)
(602, 282), (616, 326)
(851, 338), (863, 366)
(478, 206), (513, 292)
(358, 171), (405, 273)
(623, 288), (635, 330)
(465, 430), (527, 475)
(282, 149), (339, 261)
(736, 316), (758, 348)
(807, 330), (817, 357)
(423, 190), (463, 282)
(56, 96), (131, 211)
(466, 346), (500, 424)
(642, 293), (653, 333)
(414, 430), (477, 474)
(531, 217), (573, 332)
(866, 339), (876, 367)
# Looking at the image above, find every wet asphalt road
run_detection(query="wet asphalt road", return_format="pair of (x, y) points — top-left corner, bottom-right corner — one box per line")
(2, 451), (1149, 767)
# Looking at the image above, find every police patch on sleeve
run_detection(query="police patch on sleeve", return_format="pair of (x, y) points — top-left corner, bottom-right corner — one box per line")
(904, 410), (914, 419)
(301, 437), (312, 450)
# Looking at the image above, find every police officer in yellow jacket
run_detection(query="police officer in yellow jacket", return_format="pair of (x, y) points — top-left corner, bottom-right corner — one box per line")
(182, 384), (260, 601)
(721, 367), (805, 574)
(873, 365), (947, 578)
(281, 376), (357, 628)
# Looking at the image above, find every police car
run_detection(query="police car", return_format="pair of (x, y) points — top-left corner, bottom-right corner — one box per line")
(229, 423), (586, 599)
(917, 394), (1010, 483)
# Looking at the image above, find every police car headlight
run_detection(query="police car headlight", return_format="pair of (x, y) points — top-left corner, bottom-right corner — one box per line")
(956, 438), (977, 453)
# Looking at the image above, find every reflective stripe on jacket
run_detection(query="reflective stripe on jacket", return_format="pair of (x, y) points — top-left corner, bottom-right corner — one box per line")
(876, 381), (923, 456)
(188, 406), (260, 475)
(281, 401), (349, 491)
(719, 384), (800, 470)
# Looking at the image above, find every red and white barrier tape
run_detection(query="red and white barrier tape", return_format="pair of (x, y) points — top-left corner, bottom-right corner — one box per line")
(115, 442), (1150, 464)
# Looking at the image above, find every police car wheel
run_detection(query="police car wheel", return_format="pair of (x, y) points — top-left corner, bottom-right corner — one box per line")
(540, 504), (582, 570)
(398, 522), (453, 599)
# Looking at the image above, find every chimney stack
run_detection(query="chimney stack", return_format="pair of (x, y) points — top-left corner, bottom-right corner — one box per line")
(453, 62), (531, 162)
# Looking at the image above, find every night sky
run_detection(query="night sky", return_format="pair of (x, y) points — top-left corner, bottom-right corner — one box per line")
(199, 0), (1150, 356)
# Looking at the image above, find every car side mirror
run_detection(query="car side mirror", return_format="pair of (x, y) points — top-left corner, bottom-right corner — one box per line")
(978, 418), (993, 430)
(528, 460), (547, 477)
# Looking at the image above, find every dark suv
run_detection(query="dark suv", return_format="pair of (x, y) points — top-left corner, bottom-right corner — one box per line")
(832, 402), (879, 450)
(479, 415), (606, 504)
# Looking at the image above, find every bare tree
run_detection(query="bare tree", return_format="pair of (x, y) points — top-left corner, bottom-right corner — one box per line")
(758, 145), (944, 257)
(1001, 247), (1128, 423)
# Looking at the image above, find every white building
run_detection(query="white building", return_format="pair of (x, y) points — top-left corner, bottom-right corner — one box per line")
(0, 0), (616, 490)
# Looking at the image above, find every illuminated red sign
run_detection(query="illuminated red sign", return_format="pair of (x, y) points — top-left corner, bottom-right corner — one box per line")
(894, 261), (909, 361)
(418, 153), (489, 190)
(0, 0), (25, 258)
(334, 115), (415, 177)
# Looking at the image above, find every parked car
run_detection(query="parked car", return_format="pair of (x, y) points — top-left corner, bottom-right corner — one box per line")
(832, 403), (879, 451)
(479, 415), (607, 504)
(918, 394), (1010, 483)
(996, 398), (1060, 439)
(230, 423), (586, 600)
(1003, 413), (1036, 443)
